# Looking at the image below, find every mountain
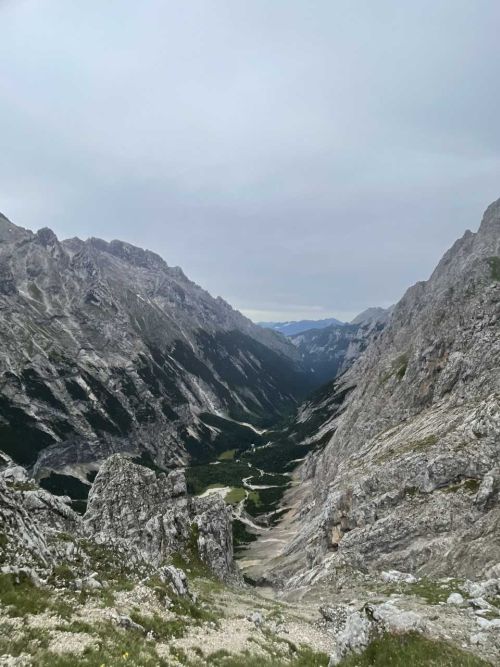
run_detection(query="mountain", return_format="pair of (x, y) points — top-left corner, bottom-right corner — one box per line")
(249, 198), (500, 584)
(258, 317), (345, 337)
(0, 212), (315, 497)
(351, 305), (393, 326)
(289, 315), (388, 386)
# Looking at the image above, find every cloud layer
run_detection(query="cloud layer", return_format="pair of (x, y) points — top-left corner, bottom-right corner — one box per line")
(1, 1), (499, 321)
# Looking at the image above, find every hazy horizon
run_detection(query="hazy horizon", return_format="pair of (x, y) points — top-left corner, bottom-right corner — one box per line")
(1, 1), (499, 322)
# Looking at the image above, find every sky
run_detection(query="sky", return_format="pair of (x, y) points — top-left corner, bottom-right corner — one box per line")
(1, 1), (499, 323)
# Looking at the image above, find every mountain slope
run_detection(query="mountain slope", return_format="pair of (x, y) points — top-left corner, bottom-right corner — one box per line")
(289, 316), (387, 386)
(255, 199), (500, 583)
(259, 317), (345, 337)
(0, 213), (314, 492)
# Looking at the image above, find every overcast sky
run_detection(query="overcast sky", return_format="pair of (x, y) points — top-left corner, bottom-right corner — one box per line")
(1, 1), (499, 322)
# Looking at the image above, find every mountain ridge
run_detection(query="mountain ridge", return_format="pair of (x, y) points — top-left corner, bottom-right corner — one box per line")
(0, 212), (315, 502)
(242, 197), (500, 585)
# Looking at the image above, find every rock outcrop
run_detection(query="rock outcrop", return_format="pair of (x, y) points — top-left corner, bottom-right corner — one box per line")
(84, 454), (236, 580)
(0, 456), (81, 570)
(265, 198), (500, 583)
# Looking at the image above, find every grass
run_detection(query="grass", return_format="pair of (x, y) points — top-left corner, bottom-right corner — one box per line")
(394, 353), (409, 380)
(129, 610), (187, 639)
(5, 480), (38, 491)
(225, 487), (246, 504)
(0, 572), (72, 618)
(487, 256), (500, 281)
(379, 353), (410, 384)
(204, 645), (329, 666)
(168, 523), (212, 579)
(218, 449), (237, 461)
(0, 623), (50, 658)
(35, 621), (171, 667)
(375, 434), (438, 464)
(441, 478), (480, 494)
(378, 577), (463, 605)
(337, 632), (491, 666)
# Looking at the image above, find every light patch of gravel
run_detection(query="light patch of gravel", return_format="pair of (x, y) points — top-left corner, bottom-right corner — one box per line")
(74, 583), (176, 626)
(47, 631), (98, 656)
(25, 612), (68, 630)
(0, 655), (31, 666)
(276, 619), (336, 654)
(113, 584), (165, 614)
(168, 617), (260, 656)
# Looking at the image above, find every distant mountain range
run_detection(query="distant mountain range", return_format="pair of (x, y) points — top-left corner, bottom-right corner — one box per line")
(258, 317), (345, 337)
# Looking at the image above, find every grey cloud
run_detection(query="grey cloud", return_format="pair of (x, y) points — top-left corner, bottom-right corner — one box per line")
(0, 0), (499, 321)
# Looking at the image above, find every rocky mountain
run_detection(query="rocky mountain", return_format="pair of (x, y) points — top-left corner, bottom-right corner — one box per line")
(252, 198), (500, 585)
(258, 317), (345, 337)
(0, 212), (315, 501)
(288, 314), (388, 387)
(1, 201), (500, 666)
(350, 305), (393, 326)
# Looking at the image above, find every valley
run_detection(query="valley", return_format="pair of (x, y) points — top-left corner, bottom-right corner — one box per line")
(0, 199), (499, 665)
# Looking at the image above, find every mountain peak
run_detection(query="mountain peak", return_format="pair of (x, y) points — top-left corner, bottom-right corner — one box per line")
(479, 197), (500, 235)
(0, 212), (32, 244)
(36, 227), (59, 246)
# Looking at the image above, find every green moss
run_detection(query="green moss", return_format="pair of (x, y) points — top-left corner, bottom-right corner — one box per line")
(337, 632), (490, 666)
(412, 434), (438, 451)
(487, 256), (500, 281)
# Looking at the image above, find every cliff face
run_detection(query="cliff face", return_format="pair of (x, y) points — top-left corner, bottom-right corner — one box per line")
(269, 199), (500, 583)
(0, 214), (312, 490)
(289, 317), (387, 387)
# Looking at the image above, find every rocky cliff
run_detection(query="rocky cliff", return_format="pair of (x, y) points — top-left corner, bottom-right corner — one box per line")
(0, 213), (313, 500)
(0, 451), (235, 582)
(262, 199), (500, 584)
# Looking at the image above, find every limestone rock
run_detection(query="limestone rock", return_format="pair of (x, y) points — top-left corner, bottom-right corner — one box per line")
(446, 593), (464, 605)
(158, 566), (189, 597)
(328, 611), (372, 666)
(83, 454), (236, 580)
(268, 198), (500, 582)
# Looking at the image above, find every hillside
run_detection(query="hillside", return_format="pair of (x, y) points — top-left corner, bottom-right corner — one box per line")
(0, 213), (314, 501)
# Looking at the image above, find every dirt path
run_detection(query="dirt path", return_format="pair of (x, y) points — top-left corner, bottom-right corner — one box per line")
(237, 476), (312, 581)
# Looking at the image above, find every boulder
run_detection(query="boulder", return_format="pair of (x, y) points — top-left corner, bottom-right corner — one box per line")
(446, 592), (464, 605)
(158, 566), (189, 597)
